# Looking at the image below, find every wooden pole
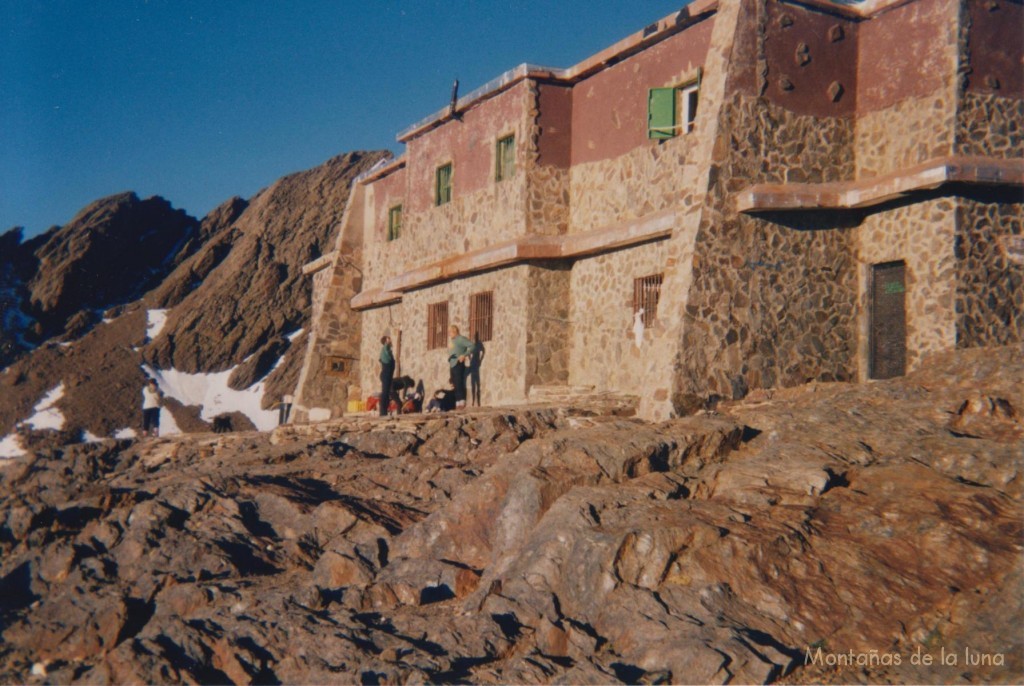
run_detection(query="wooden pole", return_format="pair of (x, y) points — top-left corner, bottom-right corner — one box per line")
(395, 329), (403, 376)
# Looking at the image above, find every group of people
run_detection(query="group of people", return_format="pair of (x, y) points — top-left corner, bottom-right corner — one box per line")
(139, 324), (486, 435)
(378, 325), (484, 417)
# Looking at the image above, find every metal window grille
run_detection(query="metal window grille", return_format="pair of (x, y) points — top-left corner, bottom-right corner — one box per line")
(495, 135), (515, 182)
(427, 301), (449, 349)
(435, 163), (453, 206)
(633, 274), (664, 327)
(469, 291), (494, 342)
(387, 204), (402, 241)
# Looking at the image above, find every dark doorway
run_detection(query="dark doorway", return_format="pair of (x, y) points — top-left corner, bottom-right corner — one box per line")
(869, 261), (907, 379)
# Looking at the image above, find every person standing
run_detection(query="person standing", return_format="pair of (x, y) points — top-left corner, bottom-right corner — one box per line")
(469, 332), (486, 407)
(379, 335), (395, 417)
(142, 379), (162, 437)
(447, 325), (474, 409)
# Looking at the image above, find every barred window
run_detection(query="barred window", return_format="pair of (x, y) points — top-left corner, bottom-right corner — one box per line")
(469, 291), (494, 342)
(495, 135), (515, 182)
(633, 274), (663, 327)
(427, 301), (449, 349)
(435, 163), (453, 206)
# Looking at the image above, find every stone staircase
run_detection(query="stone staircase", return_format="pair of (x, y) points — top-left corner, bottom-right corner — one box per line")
(527, 384), (639, 417)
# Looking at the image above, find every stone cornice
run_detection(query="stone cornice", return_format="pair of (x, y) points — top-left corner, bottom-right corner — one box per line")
(736, 156), (1024, 213)
(350, 209), (676, 311)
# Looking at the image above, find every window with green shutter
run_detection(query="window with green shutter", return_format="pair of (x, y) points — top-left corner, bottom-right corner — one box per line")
(387, 204), (402, 241)
(648, 82), (700, 138)
(648, 87), (677, 139)
(495, 135), (515, 182)
(435, 163), (453, 206)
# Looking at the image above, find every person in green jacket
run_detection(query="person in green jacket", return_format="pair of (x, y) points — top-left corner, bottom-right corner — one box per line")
(448, 325), (474, 409)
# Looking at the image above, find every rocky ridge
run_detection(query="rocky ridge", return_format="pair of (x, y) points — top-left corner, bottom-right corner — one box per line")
(0, 151), (388, 443)
(0, 346), (1020, 684)
(0, 194), (198, 367)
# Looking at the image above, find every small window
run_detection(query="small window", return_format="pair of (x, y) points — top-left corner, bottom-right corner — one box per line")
(427, 301), (449, 349)
(387, 204), (403, 241)
(647, 82), (699, 138)
(435, 163), (453, 206)
(679, 83), (699, 134)
(633, 274), (664, 327)
(469, 291), (494, 342)
(324, 355), (352, 376)
(495, 135), (515, 182)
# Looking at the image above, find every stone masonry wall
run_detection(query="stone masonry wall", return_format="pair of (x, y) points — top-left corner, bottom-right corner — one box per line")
(293, 257), (364, 420)
(525, 263), (572, 389)
(855, 94), (956, 177)
(359, 267), (531, 408)
(955, 191), (1024, 348)
(855, 0), (959, 177)
(568, 241), (670, 393)
(568, 136), (699, 233)
(525, 83), (570, 237)
(856, 198), (958, 375)
(955, 93), (1024, 158)
(674, 92), (859, 407)
(362, 83), (534, 293)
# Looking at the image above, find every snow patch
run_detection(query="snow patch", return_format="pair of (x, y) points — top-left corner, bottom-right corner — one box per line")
(114, 428), (137, 439)
(146, 309), (169, 341)
(308, 408), (331, 422)
(0, 433), (26, 459)
(143, 364), (278, 432)
(82, 430), (104, 443)
(287, 328), (305, 342)
(159, 407), (181, 436)
(25, 383), (66, 431)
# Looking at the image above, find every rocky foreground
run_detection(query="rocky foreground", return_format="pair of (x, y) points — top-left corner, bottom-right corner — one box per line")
(0, 347), (1021, 684)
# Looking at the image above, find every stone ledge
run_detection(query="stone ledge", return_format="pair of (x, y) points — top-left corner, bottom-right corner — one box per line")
(301, 252), (338, 276)
(736, 156), (1024, 214)
(351, 209), (676, 311)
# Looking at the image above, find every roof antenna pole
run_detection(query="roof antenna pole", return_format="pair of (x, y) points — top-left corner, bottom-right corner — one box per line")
(449, 79), (461, 120)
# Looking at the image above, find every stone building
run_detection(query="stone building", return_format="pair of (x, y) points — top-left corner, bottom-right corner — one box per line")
(292, 0), (1022, 423)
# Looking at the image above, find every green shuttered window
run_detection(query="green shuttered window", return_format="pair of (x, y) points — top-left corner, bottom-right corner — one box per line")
(387, 204), (402, 241)
(495, 135), (515, 182)
(647, 87), (677, 139)
(435, 163), (453, 206)
(648, 82), (700, 138)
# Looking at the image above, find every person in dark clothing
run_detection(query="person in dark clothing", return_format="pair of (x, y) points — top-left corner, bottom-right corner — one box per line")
(427, 386), (457, 412)
(447, 325), (474, 409)
(379, 335), (395, 417)
(469, 333), (485, 407)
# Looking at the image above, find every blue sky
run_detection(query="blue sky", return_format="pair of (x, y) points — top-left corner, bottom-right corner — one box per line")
(1, 1), (690, 238)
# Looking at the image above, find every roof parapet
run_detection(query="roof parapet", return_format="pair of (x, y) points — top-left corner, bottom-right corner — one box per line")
(397, 0), (719, 143)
